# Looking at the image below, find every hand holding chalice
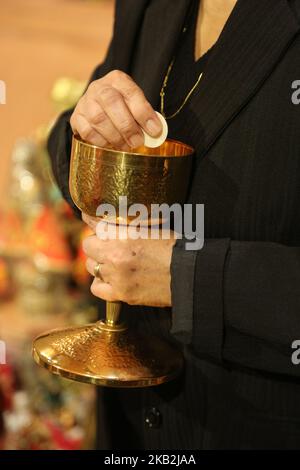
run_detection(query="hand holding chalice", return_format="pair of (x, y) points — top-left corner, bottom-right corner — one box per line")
(33, 71), (194, 387)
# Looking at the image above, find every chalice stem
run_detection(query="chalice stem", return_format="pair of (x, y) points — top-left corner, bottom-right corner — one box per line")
(32, 137), (190, 386)
(106, 300), (122, 327)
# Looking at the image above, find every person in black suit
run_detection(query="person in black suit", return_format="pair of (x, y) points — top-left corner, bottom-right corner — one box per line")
(48, 0), (300, 449)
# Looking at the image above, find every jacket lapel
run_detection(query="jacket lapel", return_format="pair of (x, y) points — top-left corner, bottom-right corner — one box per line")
(189, 0), (300, 157)
(129, 0), (191, 103)
(114, 0), (300, 158)
(125, 0), (300, 159)
(112, 0), (150, 71)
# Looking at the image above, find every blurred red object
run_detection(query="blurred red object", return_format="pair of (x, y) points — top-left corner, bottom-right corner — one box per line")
(42, 419), (82, 450)
(0, 363), (15, 411)
(29, 206), (72, 273)
(73, 225), (93, 286)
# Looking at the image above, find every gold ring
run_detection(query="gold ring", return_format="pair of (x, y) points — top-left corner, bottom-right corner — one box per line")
(93, 262), (104, 282)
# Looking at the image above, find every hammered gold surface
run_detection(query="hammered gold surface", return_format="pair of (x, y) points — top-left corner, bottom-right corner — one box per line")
(33, 136), (193, 387)
(33, 323), (183, 387)
(69, 137), (194, 218)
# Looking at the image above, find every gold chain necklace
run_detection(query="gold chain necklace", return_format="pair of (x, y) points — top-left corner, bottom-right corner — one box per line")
(160, 57), (203, 120)
(160, 1), (203, 120)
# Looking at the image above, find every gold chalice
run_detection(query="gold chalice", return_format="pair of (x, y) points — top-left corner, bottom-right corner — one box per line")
(32, 136), (194, 387)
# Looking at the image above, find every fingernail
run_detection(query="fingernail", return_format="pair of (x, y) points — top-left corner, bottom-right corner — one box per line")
(129, 134), (144, 148)
(146, 118), (162, 136)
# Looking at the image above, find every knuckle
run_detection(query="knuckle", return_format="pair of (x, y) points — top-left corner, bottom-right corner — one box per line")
(96, 247), (104, 262)
(99, 86), (120, 106)
(70, 102), (84, 129)
(88, 106), (106, 126)
(87, 80), (99, 94)
(108, 69), (127, 82)
(79, 123), (94, 141)
(70, 107), (82, 129)
(122, 84), (141, 101)
(133, 99), (153, 121)
(108, 70), (141, 101)
(110, 250), (122, 267)
(113, 251), (131, 270)
(118, 118), (136, 136)
(70, 113), (76, 130)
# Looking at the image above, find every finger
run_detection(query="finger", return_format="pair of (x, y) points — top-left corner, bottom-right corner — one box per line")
(83, 95), (129, 149)
(82, 235), (109, 263)
(86, 257), (99, 277)
(86, 258), (110, 283)
(95, 87), (144, 148)
(70, 113), (109, 147)
(106, 71), (162, 137)
(90, 278), (118, 302)
(82, 213), (98, 232)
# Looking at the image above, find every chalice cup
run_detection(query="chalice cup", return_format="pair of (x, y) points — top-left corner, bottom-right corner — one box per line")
(32, 136), (194, 387)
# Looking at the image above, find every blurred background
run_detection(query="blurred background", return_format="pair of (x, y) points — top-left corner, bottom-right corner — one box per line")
(0, 0), (114, 449)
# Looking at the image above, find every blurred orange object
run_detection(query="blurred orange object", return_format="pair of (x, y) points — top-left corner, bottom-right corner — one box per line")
(73, 225), (93, 286)
(29, 206), (71, 273)
(0, 209), (26, 258)
(0, 258), (11, 299)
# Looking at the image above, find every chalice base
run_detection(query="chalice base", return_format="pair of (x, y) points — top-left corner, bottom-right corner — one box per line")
(32, 321), (183, 387)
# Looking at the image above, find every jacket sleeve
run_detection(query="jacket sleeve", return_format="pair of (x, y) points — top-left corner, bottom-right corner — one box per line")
(47, 42), (114, 217)
(171, 237), (300, 378)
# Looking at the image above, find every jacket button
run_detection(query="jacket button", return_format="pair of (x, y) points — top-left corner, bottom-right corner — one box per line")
(144, 407), (162, 429)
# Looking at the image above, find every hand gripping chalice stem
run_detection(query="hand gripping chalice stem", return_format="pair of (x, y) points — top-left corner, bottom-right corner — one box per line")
(32, 136), (194, 387)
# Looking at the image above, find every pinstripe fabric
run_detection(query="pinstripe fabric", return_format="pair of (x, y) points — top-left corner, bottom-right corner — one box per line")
(48, 0), (300, 449)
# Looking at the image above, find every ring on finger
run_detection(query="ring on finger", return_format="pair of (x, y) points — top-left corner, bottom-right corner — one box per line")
(93, 262), (104, 282)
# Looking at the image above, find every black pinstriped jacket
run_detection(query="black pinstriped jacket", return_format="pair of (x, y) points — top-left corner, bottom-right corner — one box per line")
(48, 0), (300, 449)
